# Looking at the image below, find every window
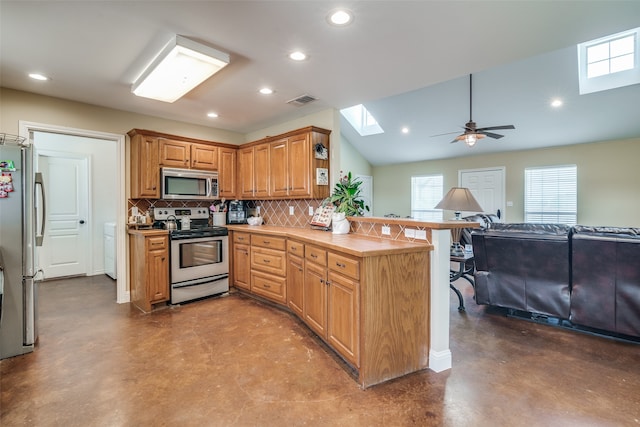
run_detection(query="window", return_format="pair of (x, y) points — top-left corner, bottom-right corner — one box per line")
(578, 27), (640, 94)
(411, 175), (443, 221)
(340, 104), (384, 136)
(524, 165), (577, 225)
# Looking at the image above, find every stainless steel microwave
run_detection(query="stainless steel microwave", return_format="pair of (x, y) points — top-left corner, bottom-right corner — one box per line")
(161, 167), (218, 200)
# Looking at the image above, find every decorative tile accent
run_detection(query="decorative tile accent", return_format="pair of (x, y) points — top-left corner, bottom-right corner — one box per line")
(257, 199), (325, 228)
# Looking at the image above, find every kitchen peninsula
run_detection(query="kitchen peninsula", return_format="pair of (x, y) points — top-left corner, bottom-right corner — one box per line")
(227, 220), (470, 388)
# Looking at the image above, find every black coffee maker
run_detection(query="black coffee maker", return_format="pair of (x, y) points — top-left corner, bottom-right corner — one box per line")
(227, 200), (247, 224)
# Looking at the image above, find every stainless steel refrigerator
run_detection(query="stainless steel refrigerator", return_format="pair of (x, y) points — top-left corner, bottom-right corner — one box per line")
(0, 134), (45, 359)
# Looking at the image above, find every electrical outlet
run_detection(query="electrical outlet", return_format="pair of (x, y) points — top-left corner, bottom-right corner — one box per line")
(309, 206), (314, 215)
(289, 206), (294, 215)
(381, 226), (391, 235)
(404, 228), (415, 238)
(415, 229), (427, 240)
(256, 206), (261, 215)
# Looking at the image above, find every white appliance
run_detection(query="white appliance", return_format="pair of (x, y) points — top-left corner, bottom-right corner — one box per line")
(161, 167), (218, 201)
(103, 222), (116, 279)
(0, 135), (45, 359)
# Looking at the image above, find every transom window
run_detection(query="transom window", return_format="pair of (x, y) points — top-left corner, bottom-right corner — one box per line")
(578, 27), (640, 94)
(524, 165), (577, 225)
(411, 174), (443, 221)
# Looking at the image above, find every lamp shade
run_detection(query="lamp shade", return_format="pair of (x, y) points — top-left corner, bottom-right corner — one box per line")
(435, 187), (483, 215)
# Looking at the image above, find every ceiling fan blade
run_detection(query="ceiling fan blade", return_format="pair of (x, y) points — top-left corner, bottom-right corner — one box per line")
(479, 131), (504, 139)
(450, 137), (461, 144)
(430, 130), (461, 137)
(477, 124), (515, 131)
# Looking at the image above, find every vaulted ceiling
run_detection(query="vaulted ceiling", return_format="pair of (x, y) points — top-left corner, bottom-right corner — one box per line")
(2, 1), (639, 165)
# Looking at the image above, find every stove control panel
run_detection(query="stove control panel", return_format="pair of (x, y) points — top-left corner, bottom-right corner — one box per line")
(153, 207), (210, 220)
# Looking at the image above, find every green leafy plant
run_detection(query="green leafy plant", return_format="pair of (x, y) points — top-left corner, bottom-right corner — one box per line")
(329, 171), (370, 216)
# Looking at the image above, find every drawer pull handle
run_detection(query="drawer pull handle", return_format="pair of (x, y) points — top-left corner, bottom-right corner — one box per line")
(263, 240), (270, 245)
(336, 262), (346, 268)
(264, 284), (271, 288)
(310, 254), (318, 258)
(263, 259), (270, 263)
(238, 237), (245, 241)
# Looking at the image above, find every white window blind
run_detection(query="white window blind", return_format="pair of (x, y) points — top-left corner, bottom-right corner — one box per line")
(524, 165), (577, 225)
(411, 175), (443, 221)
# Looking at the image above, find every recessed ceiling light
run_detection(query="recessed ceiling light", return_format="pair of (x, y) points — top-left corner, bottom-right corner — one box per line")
(327, 8), (353, 26)
(289, 51), (307, 61)
(401, 127), (410, 134)
(29, 73), (49, 81)
(259, 87), (274, 95)
(207, 112), (219, 118)
(551, 98), (563, 108)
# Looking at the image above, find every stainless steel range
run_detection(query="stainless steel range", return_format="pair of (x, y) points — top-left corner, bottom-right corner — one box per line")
(154, 207), (229, 304)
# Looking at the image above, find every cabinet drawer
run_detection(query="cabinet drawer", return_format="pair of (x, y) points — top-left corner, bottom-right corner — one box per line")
(251, 234), (286, 250)
(328, 252), (360, 280)
(251, 247), (286, 276)
(287, 240), (305, 257)
(251, 270), (287, 304)
(234, 232), (251, 244)
(146, 236), (167, 251)
(305, 245), (327, 266)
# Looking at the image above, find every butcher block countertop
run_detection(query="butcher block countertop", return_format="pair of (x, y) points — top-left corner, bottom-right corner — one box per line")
(225, 225), (433, 258)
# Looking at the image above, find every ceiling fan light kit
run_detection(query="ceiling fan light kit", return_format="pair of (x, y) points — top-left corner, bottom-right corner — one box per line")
(434, 74), (515, 147)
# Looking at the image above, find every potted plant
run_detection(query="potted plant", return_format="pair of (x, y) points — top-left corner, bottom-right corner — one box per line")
(329, 171), (370, 216)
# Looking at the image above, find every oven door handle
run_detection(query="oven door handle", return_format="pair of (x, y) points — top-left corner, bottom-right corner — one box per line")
(172, 274), (229, 289)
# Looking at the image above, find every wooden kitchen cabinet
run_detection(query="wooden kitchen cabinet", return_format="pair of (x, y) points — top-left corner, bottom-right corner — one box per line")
(159, 138), (190, 168)
(191, 143), (218, 171)
(249, 234), (287, 304)
(239, 126), (330, 200)
(218, 147), (237, 198)
(287, 240), (305, 317)
(129, 131), (160, 198)
(238, 143), (270, 199)
(129, 231), (169, 312)
(232, 232), (251, 290)
(304, 254), (328, 337)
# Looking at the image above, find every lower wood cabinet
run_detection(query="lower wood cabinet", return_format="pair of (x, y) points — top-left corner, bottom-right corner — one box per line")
(249, 234), (287, 304)
(129, 231), (169, 312)
(286, 240), (305, 318)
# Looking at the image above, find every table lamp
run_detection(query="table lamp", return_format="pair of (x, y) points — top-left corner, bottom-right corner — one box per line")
(434, 187), (483, 255)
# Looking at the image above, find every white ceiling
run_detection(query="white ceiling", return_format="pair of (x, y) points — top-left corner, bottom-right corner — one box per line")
(2, 1), (639, 166)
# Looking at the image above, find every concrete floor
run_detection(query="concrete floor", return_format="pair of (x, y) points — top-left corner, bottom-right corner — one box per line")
(1, 275), (639, 426)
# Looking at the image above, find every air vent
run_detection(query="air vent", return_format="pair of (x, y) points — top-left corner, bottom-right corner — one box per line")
(287, 94), (317, 106)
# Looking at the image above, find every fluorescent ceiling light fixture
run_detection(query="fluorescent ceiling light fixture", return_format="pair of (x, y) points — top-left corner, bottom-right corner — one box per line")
(132, 35), (229, 103)
(289, 51), (307, 61)
(340, 104), (384, 136)
(29, 73), (49, 81)
(259, 87), (274, 95)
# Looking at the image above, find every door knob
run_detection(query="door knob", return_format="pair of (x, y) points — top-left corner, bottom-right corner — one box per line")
(79, 220), (85, 224)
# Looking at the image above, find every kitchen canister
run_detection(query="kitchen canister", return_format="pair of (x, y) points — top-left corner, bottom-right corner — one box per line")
(212, 212), (226, 226)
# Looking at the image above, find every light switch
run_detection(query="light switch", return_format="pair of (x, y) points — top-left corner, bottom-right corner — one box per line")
(381, 226), (391, 235)
(309, 206), (314, 215)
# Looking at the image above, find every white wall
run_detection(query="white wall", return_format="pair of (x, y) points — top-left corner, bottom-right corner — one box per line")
(34, 132), (118, 275)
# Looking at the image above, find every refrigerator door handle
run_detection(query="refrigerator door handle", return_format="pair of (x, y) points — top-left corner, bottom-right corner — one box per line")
(35, 172), (46, 247)
(0, 248), (4, 326)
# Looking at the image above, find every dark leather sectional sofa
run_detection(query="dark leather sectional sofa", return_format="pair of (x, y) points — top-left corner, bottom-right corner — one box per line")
(470, 222), (640, 340)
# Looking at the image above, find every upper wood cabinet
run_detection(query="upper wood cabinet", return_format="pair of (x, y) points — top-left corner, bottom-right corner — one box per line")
(240, 126), (330, 200)
(129, 132), (160, 199)
(238, 143), (270, 199)
(218, 147), (237, 198)
(159, 139), (219, 171)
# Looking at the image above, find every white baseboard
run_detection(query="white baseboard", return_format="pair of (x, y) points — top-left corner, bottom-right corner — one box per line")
(429, 349), (452, 372)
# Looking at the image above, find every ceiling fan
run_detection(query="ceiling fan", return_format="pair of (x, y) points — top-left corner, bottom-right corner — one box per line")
(433, 74), (515, 147)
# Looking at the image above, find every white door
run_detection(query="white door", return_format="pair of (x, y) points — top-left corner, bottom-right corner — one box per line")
(459, 167), (505, 221)
(38, 154), (90, 278)
(355, 175), (373, 217)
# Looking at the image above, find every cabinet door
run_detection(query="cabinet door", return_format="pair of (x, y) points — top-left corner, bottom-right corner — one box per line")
(131, 135), (160, 198)
(254, 143), (270, 198)
(304, 261), (327, 337)
(159, 139), (190, 168)
(327, 270), (360, 367)
(288, 133), (311, 197)
(233, 243), (250, 291)
(146, 236), (169, 303)
(191, 143), (218, 170)
(218, 147), (237, 198)
(270, 138), (289, 197)
(238, 146), (255, 198)
(287, 254), (304, 318)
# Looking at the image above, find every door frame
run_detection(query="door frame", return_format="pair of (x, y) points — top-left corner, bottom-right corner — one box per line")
(19, 121), (129, 303)
(37, 150), (91, 278)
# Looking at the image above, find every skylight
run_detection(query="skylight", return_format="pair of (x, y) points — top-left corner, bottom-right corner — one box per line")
(340, 104), (384, 136)
(578, 27), (640, 94)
